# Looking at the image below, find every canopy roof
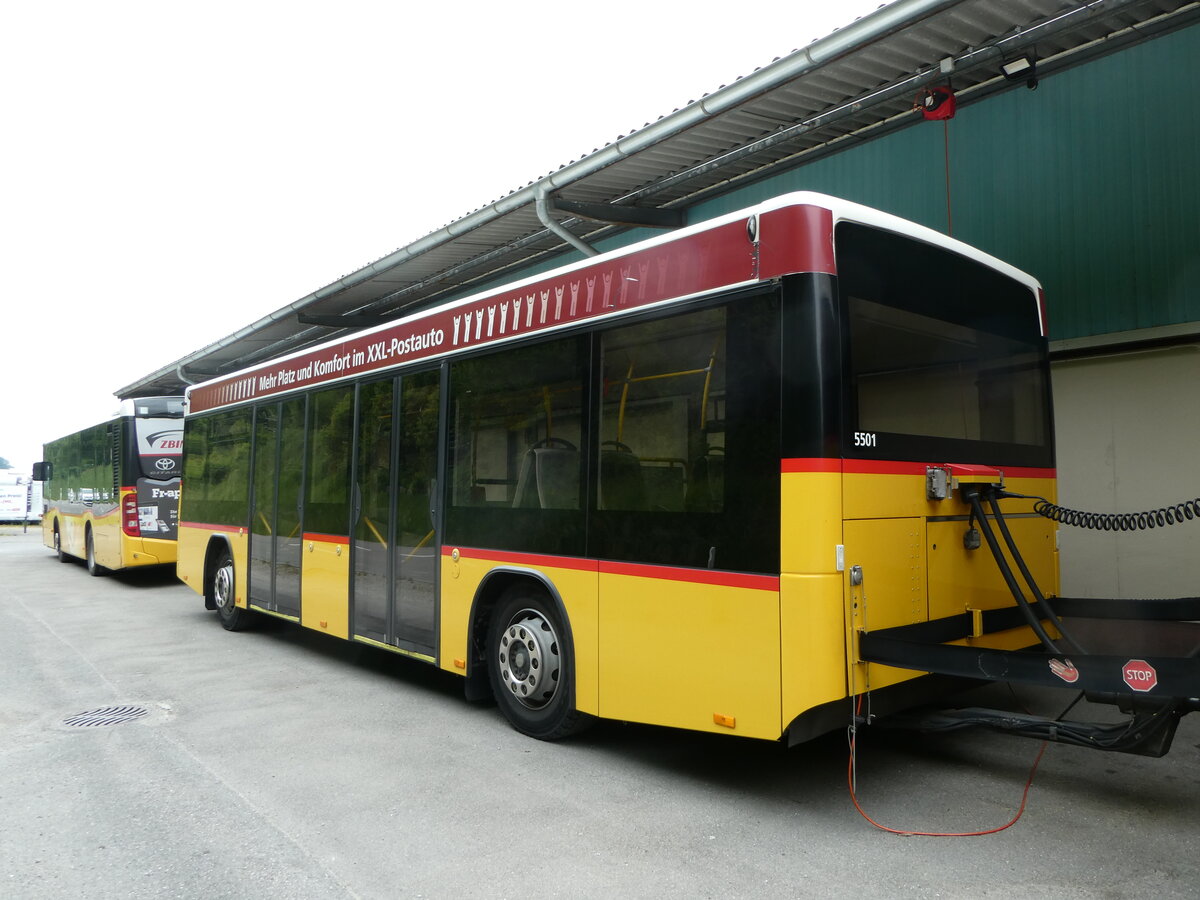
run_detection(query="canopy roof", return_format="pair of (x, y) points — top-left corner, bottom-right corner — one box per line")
(118, 0), (1196, 399)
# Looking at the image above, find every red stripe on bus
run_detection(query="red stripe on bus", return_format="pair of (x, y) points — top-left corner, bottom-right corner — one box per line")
(780, 458), (841, 473)
(446, 546), (778, 591)
(598, 560), (779, 591)
(996, 466), (1057, 479)
(179, 522), (245, 534)
(302, 532), (350, 544)
(781, 458), (1056, 479)
(444, 546), (599, 573)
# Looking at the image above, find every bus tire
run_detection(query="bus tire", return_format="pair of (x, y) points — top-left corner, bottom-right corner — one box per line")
(487, 584), (589, 740)
(85, 528), (107, 577)
(209, 547), (251, 631)
(54, 524), (70, 563)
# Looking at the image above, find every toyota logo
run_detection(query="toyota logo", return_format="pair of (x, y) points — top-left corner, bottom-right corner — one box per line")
(155, 458), (176, 471)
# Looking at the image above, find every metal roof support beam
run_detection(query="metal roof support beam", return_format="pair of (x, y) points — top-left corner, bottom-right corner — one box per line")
(548, 198), (683, 229)
(535, 188), (598, 257)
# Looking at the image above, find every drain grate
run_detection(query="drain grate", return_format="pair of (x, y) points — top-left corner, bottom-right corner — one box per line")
(63, 705), (150, 728)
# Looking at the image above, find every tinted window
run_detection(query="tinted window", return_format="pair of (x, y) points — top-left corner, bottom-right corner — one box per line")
(592, 295), (781, 573)
(447, 336), (586, 555)
(182, 408), (251, 526)
(304, 387), (353, 535)
(838, 223), (1052, 466)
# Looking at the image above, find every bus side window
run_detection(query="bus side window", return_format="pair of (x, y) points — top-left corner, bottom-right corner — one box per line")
(598, 307), (725, 514)
(593, 294), (779, 573)
(446, 335), (587, 555)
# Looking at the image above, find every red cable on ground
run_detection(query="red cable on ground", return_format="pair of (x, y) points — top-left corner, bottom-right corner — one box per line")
(846, 697), (1048, 836)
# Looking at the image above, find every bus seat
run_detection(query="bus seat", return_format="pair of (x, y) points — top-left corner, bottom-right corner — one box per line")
(685, 448), (724, 512)
(641, 459), (687, 511)
(512, 447), (579, 509)
(600, 446), (647, 510)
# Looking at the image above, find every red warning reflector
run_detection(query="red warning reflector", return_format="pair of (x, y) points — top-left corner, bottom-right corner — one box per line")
(1048, 658), (1079, 683)
(1122, 659), (1157, 693)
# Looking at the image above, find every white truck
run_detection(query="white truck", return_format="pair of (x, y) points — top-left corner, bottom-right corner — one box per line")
(0, 471), (43, 522)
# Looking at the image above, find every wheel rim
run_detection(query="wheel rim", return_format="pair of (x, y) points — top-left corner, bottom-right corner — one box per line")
(497, 608), (561, 710)
(54, 531), (61, 554)
(86, 534), (95, 568)
(214, 561), (235, 613)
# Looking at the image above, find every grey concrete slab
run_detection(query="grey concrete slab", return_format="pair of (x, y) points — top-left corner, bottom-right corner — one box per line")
(1, 528), (1198, 899)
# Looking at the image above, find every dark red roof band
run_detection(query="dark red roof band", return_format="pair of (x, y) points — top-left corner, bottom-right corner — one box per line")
(189, 203), (835, 414)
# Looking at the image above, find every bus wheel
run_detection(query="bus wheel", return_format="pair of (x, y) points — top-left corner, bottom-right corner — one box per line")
(54, 525), (70, 563)
(85, 528), (107, 577)
(210, 547), (250, 631)
(487, 585), (589, 740)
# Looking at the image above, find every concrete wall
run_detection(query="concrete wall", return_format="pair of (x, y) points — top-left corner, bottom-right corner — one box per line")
(1052, 344), (1200, 599)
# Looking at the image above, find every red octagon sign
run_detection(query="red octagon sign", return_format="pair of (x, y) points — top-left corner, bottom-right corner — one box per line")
(1122, 659), (1158, 692)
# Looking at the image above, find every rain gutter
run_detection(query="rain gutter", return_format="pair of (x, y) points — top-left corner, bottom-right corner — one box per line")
(535, 187), (599, 257)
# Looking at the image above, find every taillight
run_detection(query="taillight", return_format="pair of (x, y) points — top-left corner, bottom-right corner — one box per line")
(122, 492), (141, 537)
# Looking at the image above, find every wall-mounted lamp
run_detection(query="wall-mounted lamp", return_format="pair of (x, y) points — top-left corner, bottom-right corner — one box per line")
(1001, 55), (1038, 90)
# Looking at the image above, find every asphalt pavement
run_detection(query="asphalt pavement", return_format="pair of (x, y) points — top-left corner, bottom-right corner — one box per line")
(1, 527), (1198, 899)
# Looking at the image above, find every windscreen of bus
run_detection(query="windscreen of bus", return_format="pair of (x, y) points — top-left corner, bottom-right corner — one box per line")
(837, 222), (1052, 467)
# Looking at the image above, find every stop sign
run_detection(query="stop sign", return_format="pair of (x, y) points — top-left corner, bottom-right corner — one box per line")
(1122, 659), (1158, 692)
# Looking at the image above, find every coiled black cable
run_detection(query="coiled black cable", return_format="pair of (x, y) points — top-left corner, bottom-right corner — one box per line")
(1011, 493), (1200, 532)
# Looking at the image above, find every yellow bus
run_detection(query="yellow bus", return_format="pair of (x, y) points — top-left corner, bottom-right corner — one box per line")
(36, 396), (184, 575)
(179, 192), (1166, 748)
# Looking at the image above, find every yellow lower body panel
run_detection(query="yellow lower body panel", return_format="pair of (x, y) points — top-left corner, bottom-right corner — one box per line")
(844, 517), (928, 694)
(301, 538), (349, 639)
(780, 573), (847, 727)
(124, 535), (178, 567)
(928, 516), (1058, 620)
(176, 525), (209, 596)
(46, 509), (176, 572)
(176, 525), (248, 607)
(597, 571), (781, 740)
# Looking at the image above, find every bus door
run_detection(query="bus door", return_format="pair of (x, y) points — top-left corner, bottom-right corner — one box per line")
(248, 397), (305, 619)
(352, 368), (441, 657)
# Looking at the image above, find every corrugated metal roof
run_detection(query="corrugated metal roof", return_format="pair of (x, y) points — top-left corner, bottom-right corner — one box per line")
(120, 0), (1198, 398)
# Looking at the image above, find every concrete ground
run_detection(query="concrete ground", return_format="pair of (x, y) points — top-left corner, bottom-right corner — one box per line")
(1, 527), (1197, 899)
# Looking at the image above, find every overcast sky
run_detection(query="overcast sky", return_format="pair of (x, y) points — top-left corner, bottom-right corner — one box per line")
(1, 0), (886, 471)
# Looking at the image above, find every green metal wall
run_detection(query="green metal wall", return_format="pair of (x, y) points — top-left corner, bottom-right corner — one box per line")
(459, 23), (1197, 342)
(687, 22), (1200, 342)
